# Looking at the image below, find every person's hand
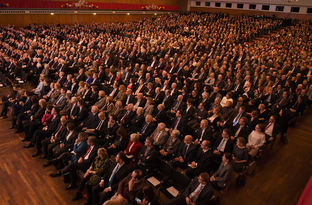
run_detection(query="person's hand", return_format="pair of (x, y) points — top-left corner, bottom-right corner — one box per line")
(213, 150), (220, 155)
(210, 176), (215, 181)
(129, 177), (135, 191)
(230, 136), (235, 141)
(78, 157), (83, 163)
(194, 139), (199, 145)
(83, 171), (89, 178)
(30, 116), (34, 121)
(185, 197), (191, 205)
(103, 187), (111, 192)
(60, 143), (64, 148)
(179, 157), (184, 163)
(99, 180), (105, 187)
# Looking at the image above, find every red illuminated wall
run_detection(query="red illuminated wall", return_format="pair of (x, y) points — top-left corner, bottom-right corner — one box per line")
(0, 0), (180, 10)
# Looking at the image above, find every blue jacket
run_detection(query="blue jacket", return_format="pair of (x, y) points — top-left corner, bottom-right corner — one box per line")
(71, 141), (88, 163)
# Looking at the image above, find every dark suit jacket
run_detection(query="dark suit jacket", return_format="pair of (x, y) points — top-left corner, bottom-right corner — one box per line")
(83, 112), (100, 129)
(75, 106), (89, 123)
(103, 162), (130, 193)
(182, 177), (214, 205)
(213, 137), (234, 154)
(122, 94), (135, 106)
(213, 162), (232, 189)
(195, 127), (213, 143)
(232, 125), (251, 140)
(153, 109), (168, 124)
(82, 145), (99, 165)
(46, 115), (61, 134)
(140, 121), (157, 140)
(171, 117), (186, 134)
(177, 143), (197, 164)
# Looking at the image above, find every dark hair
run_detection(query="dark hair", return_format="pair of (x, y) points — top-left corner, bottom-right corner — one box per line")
(88, 136), (97, 145)
(133, 169), (143, 180)
(117, 151), (127, 163)
(67, 122), (75, 131)
(199, 172), (210, 183)
(145, 136), (154, 145)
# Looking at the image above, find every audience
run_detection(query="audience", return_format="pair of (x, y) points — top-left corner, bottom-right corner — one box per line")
(0, 12), (311, 204)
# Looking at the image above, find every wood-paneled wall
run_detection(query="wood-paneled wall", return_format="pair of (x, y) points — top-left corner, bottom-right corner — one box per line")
(0, 14), (157, 27)
(85, 0), (181, 6)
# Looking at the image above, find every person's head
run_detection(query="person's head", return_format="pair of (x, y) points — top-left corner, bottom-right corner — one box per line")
(145, 114), (153, 123)
(239, 117), (248, 126)
(39, 99), (46, 108)
(116, 151), (127, 164)
(222, 128), (231, 139)
(131, 169), (143, 182)
(200, 119), (208, 129)
(78, 132), (88, 142)
(66, 122), (75, 132)
(130, 133), (140, 142)
(184, 135), (193, 145)
(60, 115), (67, 125)
(91, 106), (99, 114)
(222, 152), (232, 163)
(201, 140), (211, 151)
(176, 110), (182, 118)
(198, 172), (210, 185)
(136, 107), (144, 115)
(87, 136), (97, 146)
(236, 137), (246, 148)
(171, 129), (180, 139)
(255, 124), (264, 133)
(157, 122), (166, 131)
(97, 148), (108, 159)
(145, 137), (154, 147)
(269, 115), (276, 123)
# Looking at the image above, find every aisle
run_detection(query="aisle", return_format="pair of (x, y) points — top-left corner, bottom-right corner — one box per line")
(221, 110), (312, 205)
(0, 89), (80, 205)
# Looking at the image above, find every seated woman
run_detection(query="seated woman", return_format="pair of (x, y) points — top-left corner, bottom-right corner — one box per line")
(124, 133), (142, 164)
(246, 124), (266, 157)
(49, 132), (89, 177)
(72, 148), (112, 201)
(232, 137), (249, 172)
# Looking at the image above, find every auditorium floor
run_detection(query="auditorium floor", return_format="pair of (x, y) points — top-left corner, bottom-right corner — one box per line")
(0, 87), (311, 205)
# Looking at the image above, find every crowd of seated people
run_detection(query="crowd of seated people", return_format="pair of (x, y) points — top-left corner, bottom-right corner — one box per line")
(0, 12), (312, 205)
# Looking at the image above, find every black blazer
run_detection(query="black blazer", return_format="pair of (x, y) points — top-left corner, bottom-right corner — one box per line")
(103, 162), (130, 193)
(46, 115), (61, 134)
(82, 145), (99, 165)
(182, 177), (214, 205)
(213, 137), (234, 154)
(232, 125), (251, 140)
(195, 127), (213, 143)
(177, 143), (197, 164)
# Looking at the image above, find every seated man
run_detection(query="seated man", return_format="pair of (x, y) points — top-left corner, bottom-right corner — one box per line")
(103, 169), (145, 205)
(210, 152), (232, 190)
(90, 152), (130, 205)
(159, 129), (181, 160)
(171, 135), (197, 169)
(166, 172), (214, 205)
(186, 140), (214, 179)
(64, 136), (99, 190)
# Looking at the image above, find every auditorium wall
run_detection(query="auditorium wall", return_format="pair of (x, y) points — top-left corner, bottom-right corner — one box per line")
(0, 0), (183, 10)
(0, 13), (159, 27)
